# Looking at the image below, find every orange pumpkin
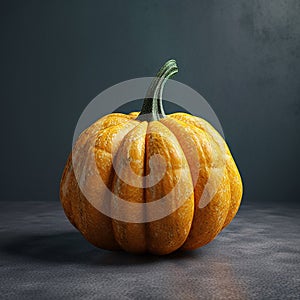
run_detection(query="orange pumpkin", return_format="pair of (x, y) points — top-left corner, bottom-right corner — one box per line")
(60, 60), (243, 255)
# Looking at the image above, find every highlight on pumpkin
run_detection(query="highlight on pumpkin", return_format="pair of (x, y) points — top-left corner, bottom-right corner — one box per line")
(60, 59), (243, 255)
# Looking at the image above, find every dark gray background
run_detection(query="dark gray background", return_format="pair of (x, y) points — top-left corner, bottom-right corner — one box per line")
(1, 0), (299, 205)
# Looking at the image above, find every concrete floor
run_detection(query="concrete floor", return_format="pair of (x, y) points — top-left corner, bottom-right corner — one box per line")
(0, 201), (299, 299)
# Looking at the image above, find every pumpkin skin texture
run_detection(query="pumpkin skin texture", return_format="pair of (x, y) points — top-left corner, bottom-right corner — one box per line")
(60, 60), (243, 255)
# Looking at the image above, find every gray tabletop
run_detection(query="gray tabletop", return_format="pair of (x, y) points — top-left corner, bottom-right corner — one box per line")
(0, 201), (299, 299)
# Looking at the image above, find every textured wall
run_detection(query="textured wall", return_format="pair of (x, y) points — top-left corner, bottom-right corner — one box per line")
(1, 0), (299, 203)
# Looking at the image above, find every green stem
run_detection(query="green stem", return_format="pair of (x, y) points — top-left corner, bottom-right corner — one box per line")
(137, 59), (178, 121)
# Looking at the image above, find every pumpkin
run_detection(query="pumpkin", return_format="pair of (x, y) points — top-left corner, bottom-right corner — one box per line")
(60, 59), (243, 255)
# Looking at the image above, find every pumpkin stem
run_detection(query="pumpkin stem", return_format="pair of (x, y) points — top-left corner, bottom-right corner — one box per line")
(137, 59), (178, 121)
